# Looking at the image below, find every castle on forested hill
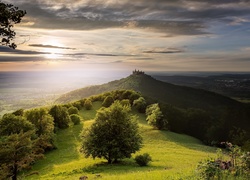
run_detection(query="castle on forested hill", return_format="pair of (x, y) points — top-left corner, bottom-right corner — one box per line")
(132, 69), (145, 75)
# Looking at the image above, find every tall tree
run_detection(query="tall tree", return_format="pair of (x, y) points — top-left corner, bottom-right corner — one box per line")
(0, 1), (26, 49)
(49, 105), (70, 129)
(25, 108), (55, 151)
(0, 131), (39, 180)
(80, 101), (142, 164)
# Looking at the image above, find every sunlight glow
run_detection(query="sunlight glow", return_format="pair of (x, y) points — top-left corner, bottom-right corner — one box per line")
(43, 39), (64, 59)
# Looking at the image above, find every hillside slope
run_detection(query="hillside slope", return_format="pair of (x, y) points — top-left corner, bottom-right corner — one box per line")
(56, 73), (239, 111)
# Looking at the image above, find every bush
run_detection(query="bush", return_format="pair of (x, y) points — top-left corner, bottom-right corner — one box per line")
(84, 99), (93, 110)
(70, 114), (81, 125)
(68, 107), (79, 115)
(135, 153), (152, 166)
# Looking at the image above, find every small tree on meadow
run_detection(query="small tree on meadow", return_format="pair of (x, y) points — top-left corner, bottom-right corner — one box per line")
(80, 101), (142, 164)
(146, 103), (167, 130)
(84, 99), (93, 110)
(133, 97), (147, 113)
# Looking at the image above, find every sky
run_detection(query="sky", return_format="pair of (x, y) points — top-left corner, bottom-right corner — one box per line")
(1, 0), (250, 73)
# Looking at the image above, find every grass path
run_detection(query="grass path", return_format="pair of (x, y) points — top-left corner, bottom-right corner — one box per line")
(23, 102), (217, 179)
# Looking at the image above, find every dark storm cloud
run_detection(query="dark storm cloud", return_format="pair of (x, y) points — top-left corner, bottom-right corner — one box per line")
(9, 0), (250, 35)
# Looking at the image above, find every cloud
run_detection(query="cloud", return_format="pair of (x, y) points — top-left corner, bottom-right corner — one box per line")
(143, 48), (185, 54)
(0, 46), (48, 55)
(0, 56), (46, 62)
(29, 44), (76, 50)
(12, 0), (249, 35)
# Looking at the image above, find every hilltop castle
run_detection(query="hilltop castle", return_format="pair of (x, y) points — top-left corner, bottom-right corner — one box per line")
(132, 69), (145, 75)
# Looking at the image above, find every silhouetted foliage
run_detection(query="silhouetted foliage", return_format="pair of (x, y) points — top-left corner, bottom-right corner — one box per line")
(0, 2), (26, 49)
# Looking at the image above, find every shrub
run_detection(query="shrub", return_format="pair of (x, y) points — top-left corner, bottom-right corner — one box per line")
(70, 114), (81, 125)
(135, 153), (152, 166)
(68, 107), (79, 115)
(84, 99), (93, 110)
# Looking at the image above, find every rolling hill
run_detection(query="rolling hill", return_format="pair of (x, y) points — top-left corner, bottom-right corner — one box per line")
(56, 72), (250, 145)
(56, 72), (239, 111)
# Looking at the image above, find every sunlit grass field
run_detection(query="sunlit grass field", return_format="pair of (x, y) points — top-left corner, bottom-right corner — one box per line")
(23, 101), (217, 180)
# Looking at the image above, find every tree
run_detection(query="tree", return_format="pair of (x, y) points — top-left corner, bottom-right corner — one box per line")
(25, 108), (55, 151)
(0, 2), (26, 49)
(80, 101), (142, 164)
(0, 131), (39, 180)
(49, 105), (70, 129)
(70, 114), (81, 125)
(84, 99), (93, 110)
(0, 113), (34, 136)
(133, 97), (147, 113)
(68, 106), (79, 115)
(102, 95), (114, 107)
(146, 103), (167, 130)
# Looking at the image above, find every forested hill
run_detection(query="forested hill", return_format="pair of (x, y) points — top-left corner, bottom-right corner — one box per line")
(56, 73), (239, 110)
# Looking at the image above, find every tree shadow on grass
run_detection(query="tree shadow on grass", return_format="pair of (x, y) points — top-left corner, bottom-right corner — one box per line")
(155, 130), (217, 153)
(67, 159), (172, 177)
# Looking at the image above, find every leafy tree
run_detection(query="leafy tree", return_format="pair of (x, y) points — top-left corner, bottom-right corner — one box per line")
(120, 99), (131, 107)
(0, 113), (34, 136)
(25, 108), (55, 151)
(102, 95), (114, 107)
(68, 106), (79, 115)
(80, 101), (142, 164)
(49, 105), (70, 129)
(84, 99), (93, 110)
(0, 2), (26, 49)
(0, 131), (40, 180)
(70, 114), (81, 125)
(133, 97), (147, 113)
(12, 109), (24, 116)
(146, 103), (167, 130)
(71, 101), (82, 110)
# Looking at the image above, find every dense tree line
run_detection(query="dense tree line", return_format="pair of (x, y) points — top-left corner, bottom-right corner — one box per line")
(0, 101), (84, 179)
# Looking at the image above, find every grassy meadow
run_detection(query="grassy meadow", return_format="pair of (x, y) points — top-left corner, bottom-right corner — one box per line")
(23, 101), (217, 180)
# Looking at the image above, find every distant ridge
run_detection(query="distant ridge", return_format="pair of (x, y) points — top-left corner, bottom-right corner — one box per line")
(56, 72), (239, 110)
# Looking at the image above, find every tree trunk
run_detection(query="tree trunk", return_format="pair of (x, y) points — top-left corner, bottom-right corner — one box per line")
(12, 164), (18, 180)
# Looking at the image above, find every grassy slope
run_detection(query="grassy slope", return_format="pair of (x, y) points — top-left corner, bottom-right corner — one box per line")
(23, 102), (217, 180)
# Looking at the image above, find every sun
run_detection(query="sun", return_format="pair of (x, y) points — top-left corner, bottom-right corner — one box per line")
(43, 40), (64, 59)
(44, 49), (61, 59)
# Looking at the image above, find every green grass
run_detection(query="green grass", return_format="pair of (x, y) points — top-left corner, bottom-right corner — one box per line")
(23, 102), (217, 180)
